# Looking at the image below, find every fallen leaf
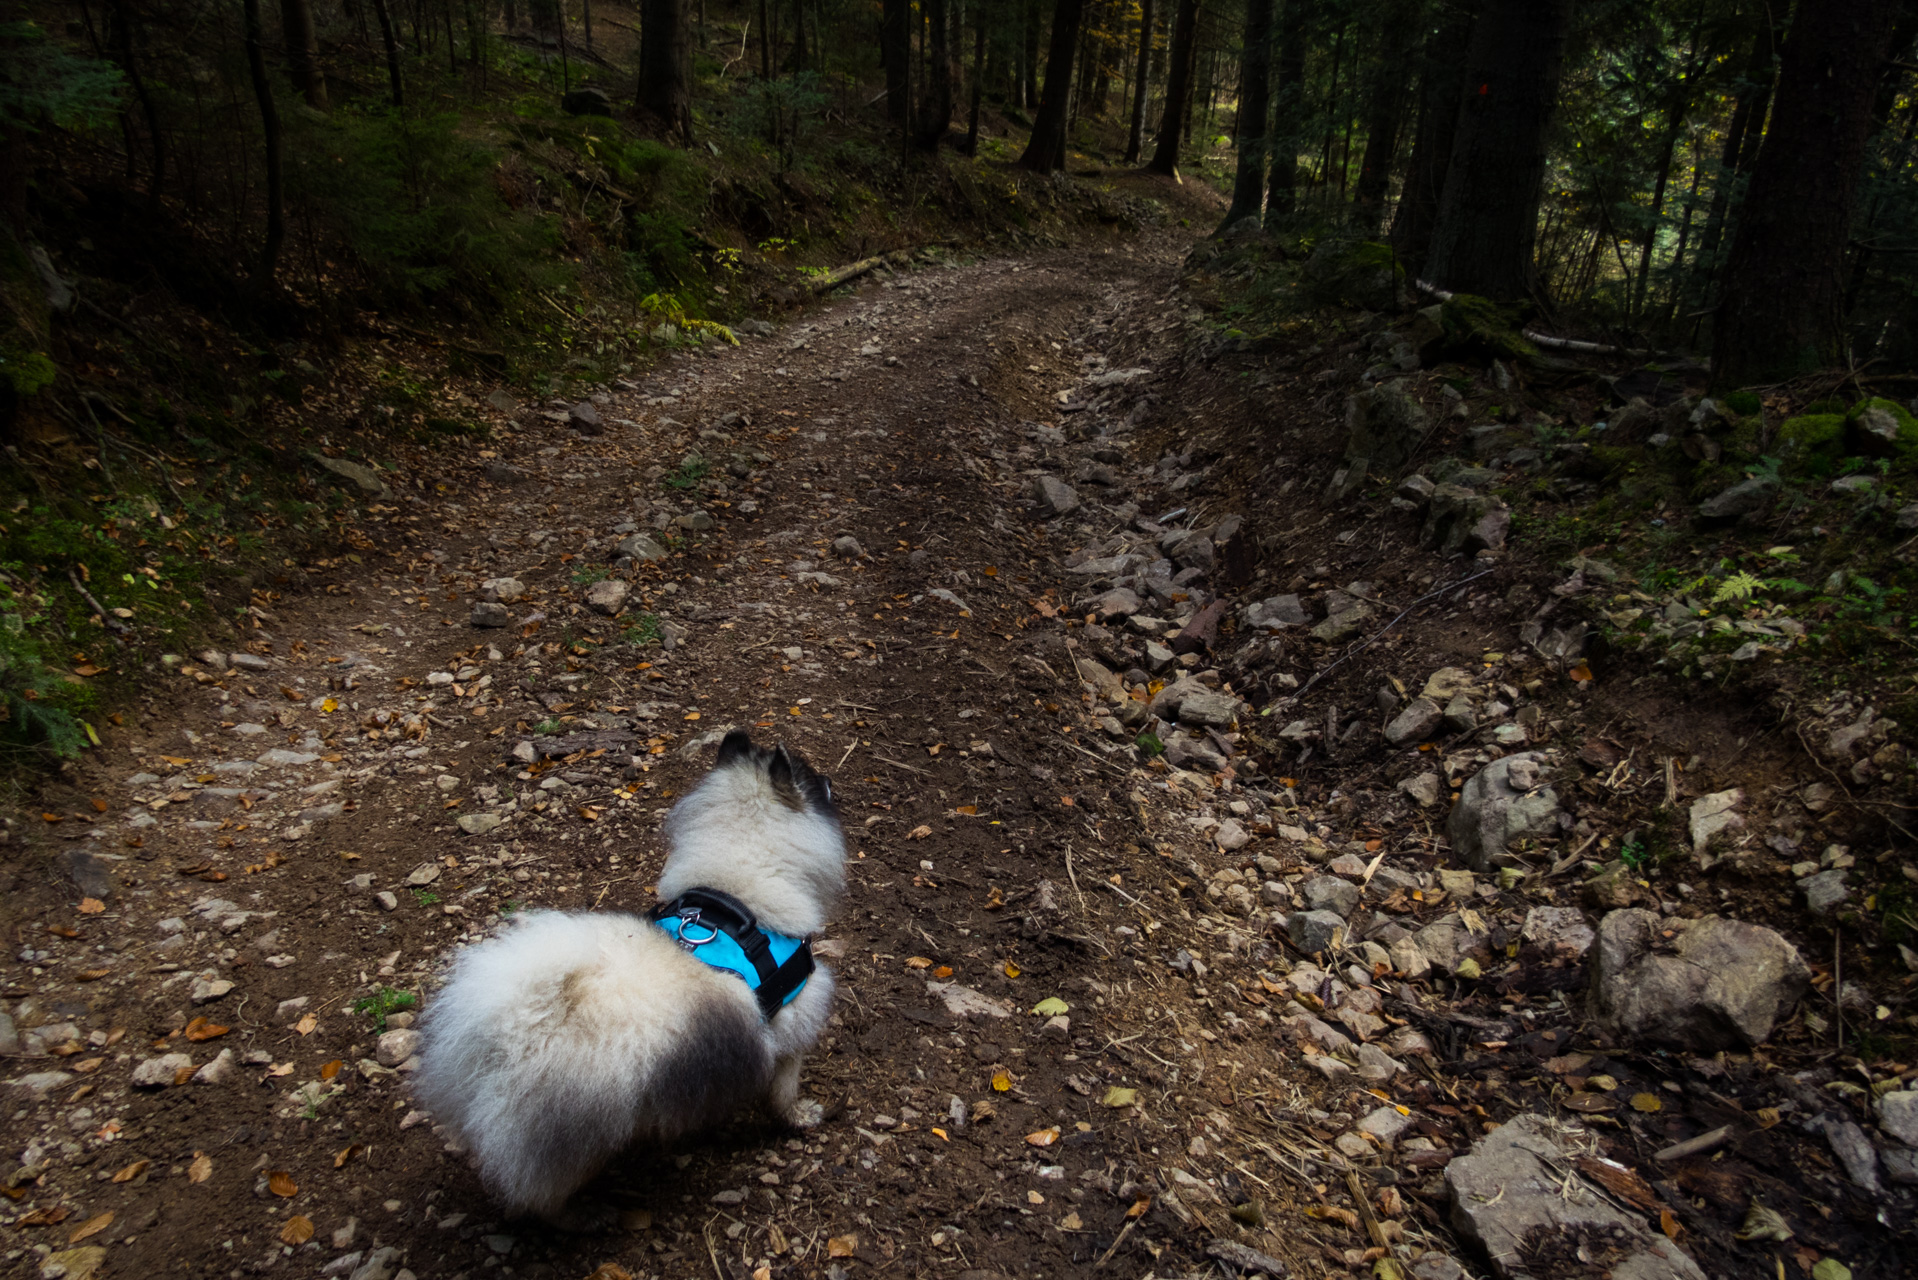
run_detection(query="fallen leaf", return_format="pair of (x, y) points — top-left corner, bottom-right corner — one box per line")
(905, 956), (933, 969)
(1031, 996), (1069, 1016)
(1756, 1106), (1782, 1129)
(76, 968), (111, 982)
(188, 1152), (213, 1183)
(46, 923), (80, 939)
(1562, 1092), (1619, 1113)
(1569, 662), (1594, 682)
(983, 887), (1004, 909)
(266, 1062), (294, 1077)
(1102, 1086), (1138, 1108)
(991, 1071), (1012, 1092)
(1126, 1196), (1152, 1219)
(280, 1215), (314, 1244)
(111, 1160), (150, 1184)
(320, 698), (338, 713)
(90, 798), (107, 813)
(68, 1211), (113, 1243)
(77, 898), (105, 914)
(1631, 1092), (1663, 1113)
(1660, 1208), (1682, 1240)
(1735, 1200), (1793, 1243)
(1026, 1127), (1060, 1146)
(1811, 1261), (1852, 1280)
(906, 824), (932, 840)
(1576, 1157), (1657, 1210)
(320, 1060), (343, 1081)
(933, 965), (953, 978)
(267, 1171), (298, 1197)
(183, 1017), (229, 1042)
(73, 665), (104, 677)
(954, 804), (977, 816)
(585, 1267), (636, 1280)
(294, 1013), (318, 1036)
(19, 1207), (73, 1226)
(334, 1145), (362, 1169)
(1003, 960), (1022, 978)
(827, 1234), (858, 1258)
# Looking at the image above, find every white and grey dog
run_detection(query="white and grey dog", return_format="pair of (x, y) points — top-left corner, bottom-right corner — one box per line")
(412, 730), (845, 1219)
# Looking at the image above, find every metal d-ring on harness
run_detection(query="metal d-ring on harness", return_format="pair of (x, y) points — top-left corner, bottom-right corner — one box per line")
(650, 887), (816, 1020)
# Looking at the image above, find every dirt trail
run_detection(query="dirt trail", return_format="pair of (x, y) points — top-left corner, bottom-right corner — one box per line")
(4, 240), (1311, 1280)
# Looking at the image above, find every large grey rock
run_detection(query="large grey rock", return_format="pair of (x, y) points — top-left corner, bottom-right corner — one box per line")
(1329, 380), (1429, 499)
(132, 1053), (195, 1087)
(1287, 910), (1347, 955)
(617, 532), (669, 562)
(1688, 788), (1744, 861)
(480, 576), (526, 602)
(1697, 475), (1777, 521)
(1385, 696), (1443, 745)
(1520, 906), (1594, 960)
(584, 579), (630, 616)
(1033, 475), (1080, 516)
(1176, 692), (1240, 728)
(1589, 910), (1809, 1049)
(1244, 594), (1308, 628)
(1878, 1090), (1918, 1147)
(313, 455), (392, 499)
(1303, 875), (1360, 919)
(1447, 753), (1561, 870)
(470, 602), (510, 628)
(568, 401), (604, 434)
(1421, 484), (1510, 556)
(1310, 600), (1374, 643)
(1800, 869), (1849, 915)
(1446, 1114), (1707, 1280)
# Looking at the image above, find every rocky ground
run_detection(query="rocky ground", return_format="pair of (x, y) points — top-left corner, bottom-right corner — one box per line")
(2, 233), (1916, 1280)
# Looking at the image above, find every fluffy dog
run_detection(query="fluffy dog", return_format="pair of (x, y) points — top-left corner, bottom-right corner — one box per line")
(411, 730), (845, 1218)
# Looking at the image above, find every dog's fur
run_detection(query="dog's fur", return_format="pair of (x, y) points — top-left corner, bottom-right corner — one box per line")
(411, 731), (845, 1218)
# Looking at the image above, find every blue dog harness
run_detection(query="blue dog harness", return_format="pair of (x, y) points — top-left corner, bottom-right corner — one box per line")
(651, 887), (815, 1019)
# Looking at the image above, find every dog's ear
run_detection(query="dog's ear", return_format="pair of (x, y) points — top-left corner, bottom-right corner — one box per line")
(716, 729), (757, 769)
(768, 744), (803, 810)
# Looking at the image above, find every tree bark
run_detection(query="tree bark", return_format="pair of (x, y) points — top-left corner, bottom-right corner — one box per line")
(882, 0), (912, 123)
(1146, 0), (1199, 175)
(965, 7), (989, 153)
(1423, 0), (1572, 299)
(915, 0), (954, 148)
(1351, 0), (1419, 227)
(1024, 0), (1042, 107)
(1019, 0), (1086, 171)
(1123, 0), (1154, 162)
(370, 0), (404, 105)
(1390, 0), (1476, 264)
(278, 0), (329, 110)
(1265, 0), (1308, 216)
(1220, 0), (1272, 225)
(241, 0), (284, 293)
(640, 0), (693, 141)
(1692, 21), (1776, 303)
(1712, 0), (1900, 387)
(106, 0), (166, 204)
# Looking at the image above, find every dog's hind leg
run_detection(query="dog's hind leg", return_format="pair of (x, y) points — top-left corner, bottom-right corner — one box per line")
(770, 1053), (822, 1128)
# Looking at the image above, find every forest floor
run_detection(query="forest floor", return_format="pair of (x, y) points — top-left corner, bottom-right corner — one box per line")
(2, 231), (1915, 1280)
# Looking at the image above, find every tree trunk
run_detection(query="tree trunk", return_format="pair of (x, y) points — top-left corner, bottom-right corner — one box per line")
(1390, 0), (1476, 263)
(882, 0), (912, 122)
(1146, 0), (1199, 175)
(914, 0), (953, 147)
(1712, 0), (1900, 387)
(1692, 22), (1776, 301)
(789, 0), (806, 70)
(1351, 0), (1419, 227)
(370, 0), (404, 105)
(241, 0), (284, 293)
(1123, 0), (1154, 162)
(278, 0), (329, 110)
(640, 0), (693, 141)
(1019, 0), (1086, 170)
(583, 0), (593, 49)
(106, 0), (166, 204)
(1265, 0), (1307, 216)
(965, 8), (989, 152)
(1422, 0), (1573, 299)
(1220, 0), (1272, 226)
(1024, 0), (1042, 106)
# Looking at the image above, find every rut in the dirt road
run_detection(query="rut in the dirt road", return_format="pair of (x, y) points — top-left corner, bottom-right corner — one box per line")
(7, 243), (1335, 1280)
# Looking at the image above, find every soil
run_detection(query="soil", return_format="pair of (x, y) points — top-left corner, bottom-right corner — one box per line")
(2, 232), (1913, 1280)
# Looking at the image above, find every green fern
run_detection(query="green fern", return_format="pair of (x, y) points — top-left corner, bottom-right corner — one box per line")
(1710, 571), (1765, 606)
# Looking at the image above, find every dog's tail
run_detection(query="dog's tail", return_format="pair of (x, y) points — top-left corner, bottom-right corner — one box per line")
(412, 911), (771, 1217)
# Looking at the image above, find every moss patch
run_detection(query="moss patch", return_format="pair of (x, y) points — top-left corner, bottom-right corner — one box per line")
(1439, 293), (1538, 362)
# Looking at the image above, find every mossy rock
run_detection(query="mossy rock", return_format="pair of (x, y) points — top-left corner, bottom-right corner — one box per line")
(1778, 413), (1845, 455)
(1846, 397), (1918, 456)
(1299, 239), (1404, 311)
(1722, 390), (1762, 416)
(1438, 293), (1537, 362)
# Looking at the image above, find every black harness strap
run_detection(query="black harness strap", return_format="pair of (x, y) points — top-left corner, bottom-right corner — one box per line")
(651, 887), (817, 1019)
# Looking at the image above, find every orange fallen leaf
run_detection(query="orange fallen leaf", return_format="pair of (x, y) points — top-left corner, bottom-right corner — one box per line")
(90, 798), (107, 813)
(1026, 1127), (1061, 1147)
(335, 1144), (363, 1169)
(933, 965), (953, 978)
(183, 1017), (229, 1042)
(76, 968), (111, 982)
(267, 1171), (298, 1197)
(69, 1211), (113, 1242)
(188, 1152), (213, 1183)
(982, 566), (998, 577)
(280, 1214), (314, 1245)
(585, 1267), (635, 1280)
(320, 1059), (343, 1081)
(1126, 1196), (1152, 1220)
(1660, 1208), (1681, 1240)
(46, 923), (79, 938)
(111, 1160), (150, 1184)
(1569, 662), (1594, 682)
(954, 804), (977, 816)
(73, 665), (104, 677)
(72, 1057), (104, 1075)
(77, 898), (104, 914)
(827, 1234), (858, 1258)
(906, 824), (932, 840)
(991, 1070), (1012, 1092)
(19, 1206), (73, 1226)
(1004, 960), (1022, 978)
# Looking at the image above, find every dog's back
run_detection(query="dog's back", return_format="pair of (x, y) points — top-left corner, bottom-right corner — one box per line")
(413, 910), (773, 1217)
